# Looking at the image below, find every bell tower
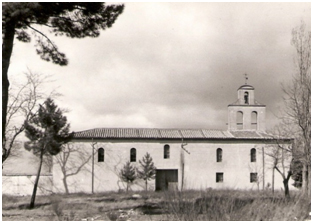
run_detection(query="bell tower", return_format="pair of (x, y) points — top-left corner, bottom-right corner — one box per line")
(227, 77), (266, 131)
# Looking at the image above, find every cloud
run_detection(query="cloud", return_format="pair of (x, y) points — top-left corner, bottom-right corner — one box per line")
(8, 2), (311, 133)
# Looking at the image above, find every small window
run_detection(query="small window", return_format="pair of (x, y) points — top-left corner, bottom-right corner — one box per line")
(216, 148), (222, 162)
(164, 144), (170, 159)
(250, 173), (258, 183)
(216, 172), (224, 183)
(98, 148), (104, 162)
(244, 92), (249, 104)
(250, 148), (256, 162)
(130, 148), (136, 162)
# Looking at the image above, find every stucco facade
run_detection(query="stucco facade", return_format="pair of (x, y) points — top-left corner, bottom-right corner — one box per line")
(50, 84), (293, 193)
(52, 135), (292, 193)
(2, 174), (52, 196)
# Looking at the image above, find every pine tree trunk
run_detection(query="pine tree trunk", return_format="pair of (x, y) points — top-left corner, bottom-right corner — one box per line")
(2, 20), (15, 152)
(145, 180), (147, 191)
(30, 148), (44, 209)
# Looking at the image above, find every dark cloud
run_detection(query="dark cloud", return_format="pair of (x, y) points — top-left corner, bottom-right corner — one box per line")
(8, 2), (310, 132)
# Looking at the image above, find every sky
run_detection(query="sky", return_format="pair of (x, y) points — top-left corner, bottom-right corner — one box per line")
(8, 2), (311, 133)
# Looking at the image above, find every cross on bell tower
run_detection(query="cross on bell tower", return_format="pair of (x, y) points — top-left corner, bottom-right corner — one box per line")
(244, 73), (248, 84)
(227, 76), (266, 132)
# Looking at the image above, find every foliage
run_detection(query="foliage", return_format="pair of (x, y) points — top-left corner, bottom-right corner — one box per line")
(3, 70), (58, 165)
(24, 97), (72, 208)
(24, 98), (72, 156)
(2, 2), (124, 155)
(291, 159), (302, 188)
(2, 3), (124, 65)
(120, 161), (137, 192)
(137, 152), (156, 191)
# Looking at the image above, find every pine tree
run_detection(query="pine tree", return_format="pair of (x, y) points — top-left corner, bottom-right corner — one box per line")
(24, 98), (72, 208)
(120, 161), (136, 192)
(2, 3), (124, 149)
(137, 153), (156, 191)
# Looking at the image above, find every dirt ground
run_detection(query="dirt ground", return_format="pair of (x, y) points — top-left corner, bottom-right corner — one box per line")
(2, 192), (169, 221)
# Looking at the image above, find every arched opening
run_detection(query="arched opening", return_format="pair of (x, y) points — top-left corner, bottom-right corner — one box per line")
(130, 148), (136, 162)
(164, 144), (170, 159)
(216, 148), (222, 162)
(244, 92), (249, 104)
(251, 111), (257, 130)
(236, 111), (243, 130)
(98, 148), (104, 162)
(250, 148), (256, 162)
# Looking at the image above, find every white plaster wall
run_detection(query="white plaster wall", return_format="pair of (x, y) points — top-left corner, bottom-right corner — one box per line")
(52, 140), (294, 193)
(228, 106), (266, 131)
(2, 175), (52, 196)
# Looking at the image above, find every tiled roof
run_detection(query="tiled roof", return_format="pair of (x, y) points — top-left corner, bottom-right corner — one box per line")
(228, 99), (265, 106)
(73, 128), (282, 140)
(230, 131), (264, 138)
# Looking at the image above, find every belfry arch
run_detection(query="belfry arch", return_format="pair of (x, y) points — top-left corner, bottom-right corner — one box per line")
(228, 83), (266, 131)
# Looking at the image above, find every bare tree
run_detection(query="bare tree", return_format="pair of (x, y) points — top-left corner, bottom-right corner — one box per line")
(3, 70), (58, 166)
(265, 142), (293, 198)
(55, 143), (93, 194)
(281, 21), (311, 196)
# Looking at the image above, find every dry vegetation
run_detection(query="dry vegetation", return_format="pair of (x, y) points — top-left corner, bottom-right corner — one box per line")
(2, 189), (311, 221)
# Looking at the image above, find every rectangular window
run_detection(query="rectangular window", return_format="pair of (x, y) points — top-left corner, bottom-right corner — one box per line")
(250, 173), (258, 183)
(216, 172), (223, 183)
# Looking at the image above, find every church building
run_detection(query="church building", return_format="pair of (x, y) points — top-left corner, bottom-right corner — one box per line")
(52, 83), (293, 193)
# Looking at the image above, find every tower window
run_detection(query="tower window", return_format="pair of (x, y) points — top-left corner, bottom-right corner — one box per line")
(130, 148), (136, 162)
(216, 148), (222, 162)
(250, 173), (258, 183)
(250, 148), (256, 162)
(244, 92), (249, 104)
(164, 144), (170, 159)
(216, 172), (224, 183)
(98, 148), (104, 162)
(236, 111), (243, 130)
(251, 111), (257, 130)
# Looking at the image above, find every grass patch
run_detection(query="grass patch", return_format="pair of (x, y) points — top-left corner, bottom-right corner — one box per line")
(161, 189), (311, 221)
(2, 189), (310, 221)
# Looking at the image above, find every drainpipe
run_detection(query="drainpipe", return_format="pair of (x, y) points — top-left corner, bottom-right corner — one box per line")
(92, 138), (94, 194)
(262, 147), (265, 190)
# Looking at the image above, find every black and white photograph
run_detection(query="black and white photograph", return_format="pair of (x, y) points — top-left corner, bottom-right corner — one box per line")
(2, 2), (311, 221)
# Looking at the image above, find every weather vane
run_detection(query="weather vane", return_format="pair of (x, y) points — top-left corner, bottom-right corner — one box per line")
(244, 73), (248, 84)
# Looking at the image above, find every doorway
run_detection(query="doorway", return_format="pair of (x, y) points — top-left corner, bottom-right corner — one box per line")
(155, 169), (178, 191)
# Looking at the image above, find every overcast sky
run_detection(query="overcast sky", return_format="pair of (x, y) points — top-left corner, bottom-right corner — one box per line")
(9, 2), (311, 132)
